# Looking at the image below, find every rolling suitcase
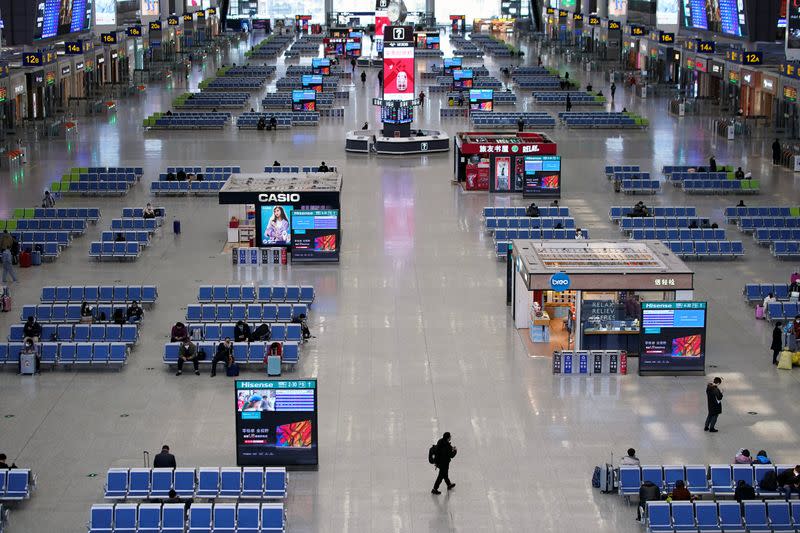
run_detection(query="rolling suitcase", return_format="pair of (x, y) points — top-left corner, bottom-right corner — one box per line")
(19, 251), (31, 268)
(755, 305), (765, 319)
(267, 355), (281, 376)
(173, 220), (181, 234)
(20, 353), (36, 375)
(31, 250), (41, 266)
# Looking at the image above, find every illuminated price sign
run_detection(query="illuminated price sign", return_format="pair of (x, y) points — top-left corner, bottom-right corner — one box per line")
(126, 26), (142, 37)
(101, 33), (117, 44)
(150, 21), (162, 31)
(659, 32), (674, 43)
(743, 52), (763, 65)
(631, 25), (645, 36)
(698, 40), (715, 53)
(608, 20), (621, 30)
(65, 41), (82, 55)
(588, 16), (600, 26)
(168, 16), (179, 26)
(23, 53), (42, 66)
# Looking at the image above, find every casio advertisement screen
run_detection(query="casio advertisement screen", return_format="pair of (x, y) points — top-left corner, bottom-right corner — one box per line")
(235, 380), (318, 467)
(291, 210), (340, 262)
(639, 302), (707, 374)
(522, 156), (561, 198)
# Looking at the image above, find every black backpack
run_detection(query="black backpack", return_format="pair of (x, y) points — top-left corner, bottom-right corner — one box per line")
(428, 444), (437, 465)
(760, 470), (778, 491)
(526, 204), (540, 217)
(252, 323), (271, 342)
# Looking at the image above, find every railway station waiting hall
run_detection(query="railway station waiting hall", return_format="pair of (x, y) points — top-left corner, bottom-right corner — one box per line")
(2, 0), (800, 532)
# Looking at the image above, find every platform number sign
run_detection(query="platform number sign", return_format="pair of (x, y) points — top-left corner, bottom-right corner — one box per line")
(608, 20), (621, 30)
(659, 32), (674, 44)
(23, 53), (42, 67)
(65, 42), (82, 55)
(101, 33), (117, 44)
(743, 52), (763, 65)
(588, 16), (600, 26)
(168, 16), (179, 26)
(126, 26), (142, 37)
(698, 41), (715, 53)
(150, 21), (162, 31)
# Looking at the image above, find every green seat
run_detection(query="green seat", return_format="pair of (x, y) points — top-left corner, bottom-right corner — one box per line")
(790, 207), (800, 217)
(0, 220), (6, 231)
(12, 208), (25, 219)
(23, 208), (34, 218)
(50, 182), (61, 193)
(750, 179), (760, 191)
(5, 220), (16, 231)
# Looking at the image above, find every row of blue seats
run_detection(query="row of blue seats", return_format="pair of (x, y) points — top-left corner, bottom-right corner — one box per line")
(493, 228), (589, 241)
(646, 500), (797, 533)
(18, 242), (59, 258)
(235, 115), (292, 129)
(180, 91), (252, 99)
(483, 206), (569, 218)
(662, 164), (726, 175)
(619, 464), (795, 498)
(89, 502), (285, 533)
(511, 67), (551, 74)
(181, 323), (302, 342)
(157, 173), (232, 181)
(484, 216), (575, 230)
(165, 167), (240, 174)
(766, 301), (800, 320)
(0, 342), (127, 366)
(532, 95), (602, 104)
(89, 242), (141, 260)
(744, 284), (793, 302)
(198, 285), (313, 304)
(186, 303), (306, 323)
(620, 179), (660, 194)
(683, 179), (759, 193)
(740, 217), (800, 231)
(22, 302), (148, 322)
(619, 217), (710, 230)
(611, 171), (651, 180)
(9, 323), (138, 344)
(772, 241), (800, 259)
(106, 466), (285, 500)
(609, 206), (697, 221)
(122, 207), (165, 219)
(471, 115), (557, 128)
(176, 100), (250, 109)
(225, 66), (276, 75)
(56, 181), (130, 195)
(110, 219), (158, 232)
(9, 231), (71, 246)
(151, 119), (228, 129)
(755, 229), (800, 244)
(100, 231), (150, 245)
(204, 80), (266, 90)
(261, 166), (335, 174)
(151, 181), (225, 195)
(664, 240), (744, 258)
(15, 207), (100, 220)
(13, 218), (86, 233)
(725, 206), (798, 220)
(70, 173), (138, 183)
(668, 171), (730, 182)
(164, 341), (299, 366)
(629, 228), (726, 241)
(0, 470), (35, 501)
(84, 167), (143, 175)
(42, 285), (157, 303)
(605, 165), (641, 175)
(559, 115), (641, 128)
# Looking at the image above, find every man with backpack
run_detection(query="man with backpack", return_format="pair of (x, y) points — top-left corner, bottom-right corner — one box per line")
(430, 432), (457, 494)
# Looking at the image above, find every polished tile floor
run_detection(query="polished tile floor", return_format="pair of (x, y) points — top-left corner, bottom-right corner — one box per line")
(1, 32), (800, 532)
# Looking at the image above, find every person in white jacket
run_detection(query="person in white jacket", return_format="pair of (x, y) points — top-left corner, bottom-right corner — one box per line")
(620, 448), (640, 466)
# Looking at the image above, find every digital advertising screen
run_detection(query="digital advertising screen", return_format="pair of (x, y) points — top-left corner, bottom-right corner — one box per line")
(235, 380), (318, 467)
(292, 90), (317, 111)
(301, 74), (324, 92)
(639, 302), (707, 375)
(453, 69), (474, 90)
(469, 89), (494, 111)
(683, 0), (746, 36)
(383, 26), (415, 101)
(415, 32), (440, 49)
(787, 0), (800, 60)
(291, 210), (340, 262)
(259, 205), (294, 246)
(657, 0), (679, 25)
(95, 0), (116, 25)
(381, 101), (414, 123)
(346, 41), (362, 57)
(141, 0), (160, 16)
(522, 155), (561, 198)
(375, 0), (390, 54)
(311, 58), (331, 75)
(443, 57), (462, 74)
(35, 0), (93, 39)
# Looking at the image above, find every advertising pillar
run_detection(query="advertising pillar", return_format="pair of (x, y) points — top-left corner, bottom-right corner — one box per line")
(382, 25), (415, 137)
(374, 0), (390, 56)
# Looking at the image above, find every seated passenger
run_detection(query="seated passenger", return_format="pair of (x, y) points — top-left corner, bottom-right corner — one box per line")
(734, 479), (756, 502)
(620, 448), (640, 466)
(574, 228), (585, 240)
(126, 301), (143, 323)
(195, 173), (203, 181)
(269, 116), (277, 130)
(176, 339), (199, 376)
(171, 321), (189, 343)
(257, 117), (266, 131)
(113, 307), (126, 325)
(778, 466), (800, 500)
(735, 167), (745, 179)
(362, 122), (369, 130)
(80, 301), (94, 323)
(636, 480), (661, 521)
(0, 453), (16, 469)
(670, 480), (696, 501)
(176, 170), (187, 181)
(550, 200), (559, 207)
(23, 316), (42, 341)
(142, 203), (156, 219)
(273, 160), (281, 167)
(234, 320), (251, 343)
(166, 172), (176, 181)
(756, 450), (772, 464)
(114, 232), (126, 242)
(210, 338), (234, 378)
(736, 200), (746, 207)
(735, 448), (753, 464)
(318, 161), (330, 172)
(526, 203), (540, 217)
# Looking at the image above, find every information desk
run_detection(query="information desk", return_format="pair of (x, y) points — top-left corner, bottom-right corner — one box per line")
(345, 129), (450, 154)
(509, 240), (695, 353)
(453, 132), (558, 192)
(219, 172), (342, 263)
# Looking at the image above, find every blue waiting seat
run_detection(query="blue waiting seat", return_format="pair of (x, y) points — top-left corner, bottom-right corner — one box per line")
(104, 468), (129, 499)
(718, 501), (746, 532)
(88, 504), (114, 533)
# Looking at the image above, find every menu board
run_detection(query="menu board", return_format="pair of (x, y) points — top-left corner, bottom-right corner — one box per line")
(639, 302), (707, 375)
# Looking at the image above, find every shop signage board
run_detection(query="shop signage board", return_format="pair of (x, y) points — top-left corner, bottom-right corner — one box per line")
(550, 272), (571, 292)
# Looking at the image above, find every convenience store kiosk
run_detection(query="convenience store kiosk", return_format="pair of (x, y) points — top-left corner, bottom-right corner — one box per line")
(509, 240), (694, 355)
(453, 132), (559, 193)
(218, 172), (342, 263)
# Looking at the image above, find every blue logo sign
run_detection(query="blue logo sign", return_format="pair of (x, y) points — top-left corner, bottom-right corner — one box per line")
(550, 272), (571, 292)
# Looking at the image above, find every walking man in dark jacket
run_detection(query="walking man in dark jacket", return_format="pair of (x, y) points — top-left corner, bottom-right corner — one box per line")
(153, 445), (177, 468)
(773, 138), (782, 165)
(431, 432), (457, 494)
(772, 321), (784, 365)
(704, 377), (723, 432)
